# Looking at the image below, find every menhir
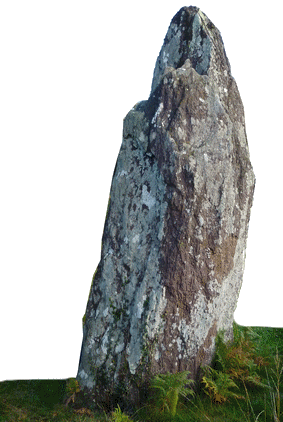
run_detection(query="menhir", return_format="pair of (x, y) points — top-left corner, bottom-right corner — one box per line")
(77, 6), (255, 407)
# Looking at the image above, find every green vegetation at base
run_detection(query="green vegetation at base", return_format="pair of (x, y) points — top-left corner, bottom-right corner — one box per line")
(1, 323), (283, 421)
(0, 378), (106, 422)
(148, 370), (194, 418)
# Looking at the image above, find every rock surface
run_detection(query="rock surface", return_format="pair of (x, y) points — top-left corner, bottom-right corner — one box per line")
(77, 6), (255, 406)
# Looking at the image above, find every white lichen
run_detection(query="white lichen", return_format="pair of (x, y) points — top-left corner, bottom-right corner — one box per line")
(142, 185), (156, 209)
(115, 342), (125, 354)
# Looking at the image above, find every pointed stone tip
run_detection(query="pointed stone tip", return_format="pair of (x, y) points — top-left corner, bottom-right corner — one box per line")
(150, 6), (228, 94)
(172, 5), (200, 19)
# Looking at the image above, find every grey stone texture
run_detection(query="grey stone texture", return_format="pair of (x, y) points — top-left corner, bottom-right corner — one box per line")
(77, 6), (255, 406)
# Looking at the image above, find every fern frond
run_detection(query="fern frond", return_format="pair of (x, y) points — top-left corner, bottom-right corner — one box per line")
(150, 370), (194, 416)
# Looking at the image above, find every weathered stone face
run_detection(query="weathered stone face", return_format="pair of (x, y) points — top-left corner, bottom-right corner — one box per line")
(77, 6), (255, 406)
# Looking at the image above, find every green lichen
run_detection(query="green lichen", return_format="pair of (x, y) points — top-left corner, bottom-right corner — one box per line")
(82, 268), (98, 326)
(105, 194), (111, 220)
(109, 297), (126, 322)
(122, 277), (130, 287)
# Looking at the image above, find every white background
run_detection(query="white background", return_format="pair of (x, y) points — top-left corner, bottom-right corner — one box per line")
(1, 1), (282, 381)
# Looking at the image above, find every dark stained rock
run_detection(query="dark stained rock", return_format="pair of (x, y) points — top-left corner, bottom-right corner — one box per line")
(77, 6), (255, 407)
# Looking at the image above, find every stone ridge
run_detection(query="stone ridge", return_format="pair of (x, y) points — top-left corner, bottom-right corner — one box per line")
(77, 6), (255, 408)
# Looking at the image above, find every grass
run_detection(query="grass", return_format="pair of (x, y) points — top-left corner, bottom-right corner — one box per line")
(0, 379), (106, 421)
(1, 323), (283, 421)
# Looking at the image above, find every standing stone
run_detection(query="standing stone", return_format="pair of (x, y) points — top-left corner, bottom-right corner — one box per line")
(77, 6), (255, 407)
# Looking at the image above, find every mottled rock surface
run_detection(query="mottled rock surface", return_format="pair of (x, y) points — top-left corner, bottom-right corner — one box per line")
(77, 6), (255, 406)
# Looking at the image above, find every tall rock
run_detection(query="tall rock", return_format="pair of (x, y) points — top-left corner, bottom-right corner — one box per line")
(77, 6), (255, 407)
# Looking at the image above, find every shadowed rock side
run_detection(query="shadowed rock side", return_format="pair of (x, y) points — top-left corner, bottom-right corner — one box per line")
(77, 6), (255, 407)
